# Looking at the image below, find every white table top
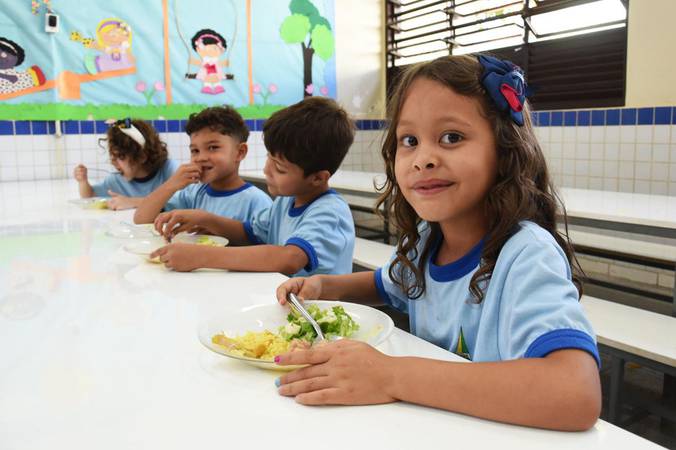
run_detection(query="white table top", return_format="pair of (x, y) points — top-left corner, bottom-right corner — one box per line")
(0, 179), (663, 450)
(241, 170), (676, 234)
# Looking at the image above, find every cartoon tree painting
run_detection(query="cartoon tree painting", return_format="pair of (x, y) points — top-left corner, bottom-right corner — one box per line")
(279, 0), (335, 97)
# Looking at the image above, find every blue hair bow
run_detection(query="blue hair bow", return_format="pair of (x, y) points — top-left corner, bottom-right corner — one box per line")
(478, 55), (529, 126)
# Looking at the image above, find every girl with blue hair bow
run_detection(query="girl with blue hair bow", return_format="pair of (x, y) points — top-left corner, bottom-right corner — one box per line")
(274, 54), (601, 431)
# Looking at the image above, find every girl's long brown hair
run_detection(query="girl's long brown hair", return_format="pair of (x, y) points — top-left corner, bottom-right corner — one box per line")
(376, 55), (583, 302)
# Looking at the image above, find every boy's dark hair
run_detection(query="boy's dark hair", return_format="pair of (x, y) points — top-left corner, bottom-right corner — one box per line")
(106, 119), (167, 174)
(0, 38), (25, 66)
(263, 97), (355, 175)
(190, 29), (227, 51)
(185, 106), (249, 143)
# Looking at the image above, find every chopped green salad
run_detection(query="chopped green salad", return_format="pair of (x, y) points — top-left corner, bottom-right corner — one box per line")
(279, 304), (359, 342)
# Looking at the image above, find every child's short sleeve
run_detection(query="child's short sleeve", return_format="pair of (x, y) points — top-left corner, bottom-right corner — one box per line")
(164, 187), (193, 211)
(284, 203), (353, 274)
(374, 254), (411, 314)
(243, 206), (272, 245)
(91, 175), (117, 197)
(497, 236), (600, 366)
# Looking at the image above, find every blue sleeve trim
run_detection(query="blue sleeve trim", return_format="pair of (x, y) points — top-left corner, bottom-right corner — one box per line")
(374, 268), (395, 307)
(525, 328), (601, 368)
(243, 221), (262, 245)
(285, 237), (318, 272)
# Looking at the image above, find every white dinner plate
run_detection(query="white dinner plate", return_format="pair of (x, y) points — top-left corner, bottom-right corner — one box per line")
(68, 197), (109, 209)
(198, 300), (395, 371)
(123, 234), (229, 262)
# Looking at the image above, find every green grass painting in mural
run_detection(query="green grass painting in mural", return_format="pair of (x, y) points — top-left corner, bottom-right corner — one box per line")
(0, 103), (286, 121)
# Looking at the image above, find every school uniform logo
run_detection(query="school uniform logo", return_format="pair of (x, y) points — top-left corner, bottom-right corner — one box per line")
(454, 326), (471, 360)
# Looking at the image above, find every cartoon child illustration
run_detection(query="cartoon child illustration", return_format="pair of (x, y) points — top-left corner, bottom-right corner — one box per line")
(90, 18), (135, 73)
(189, 29), (229, 94)
(0, 37), (46, 95)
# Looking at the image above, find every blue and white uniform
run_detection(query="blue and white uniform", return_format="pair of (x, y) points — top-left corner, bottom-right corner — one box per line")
(165, 182), (271, 223)
(92, 159), (179, 198)
(375, 221), (600, 365)
(243, 189), (355, 277)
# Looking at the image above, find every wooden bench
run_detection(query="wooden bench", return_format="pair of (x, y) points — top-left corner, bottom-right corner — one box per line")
(353, 236), (676, 426)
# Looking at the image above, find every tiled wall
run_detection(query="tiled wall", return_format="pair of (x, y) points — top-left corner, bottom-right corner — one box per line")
(1, 107), (676, 195)
(534, 106), (676, 195)
(0, 119), (387, 184)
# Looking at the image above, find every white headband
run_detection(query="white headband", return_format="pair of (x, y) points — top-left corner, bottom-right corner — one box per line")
(119, 124), (146, 148)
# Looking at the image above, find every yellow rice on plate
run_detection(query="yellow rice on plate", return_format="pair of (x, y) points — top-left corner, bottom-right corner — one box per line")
(212, 330), (290, 360)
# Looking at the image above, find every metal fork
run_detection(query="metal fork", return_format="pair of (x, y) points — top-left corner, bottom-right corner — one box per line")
(287, 293), (325, 341)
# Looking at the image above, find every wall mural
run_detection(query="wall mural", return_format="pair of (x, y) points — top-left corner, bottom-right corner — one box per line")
(0, 0), (336, 120)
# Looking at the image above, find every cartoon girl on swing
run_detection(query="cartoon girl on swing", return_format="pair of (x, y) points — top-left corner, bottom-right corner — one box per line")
(189, 29), (229, 95)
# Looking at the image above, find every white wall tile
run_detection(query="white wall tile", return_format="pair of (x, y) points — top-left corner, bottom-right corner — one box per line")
(563, 127), (576, 143)
(563, 159), (575, 175)
(604, 144), (619, 161)
(670, 163), (676, 182)
(18, 166), (34, 180)
(589, 160), (603, 177)
(670, 183), (676, 195)
(653, 125), (670, 144)
(619, 161), (634, 178)
(0, 166), (18, 181)
(604, 161), (619, 177)
(605, 126), (620, 143)
(620, 126), (636, 143)
(651, 163), (668, 182)
(635, 143), (652, 162)
(652, 144), (669, 162)
(574, 176), (588, 188)
(588, 177), (603, 189)
(0, 151), (17, 167)
(590, 143), (604, 160)
(590, 127), (605, 143)
(650, 181), (667, 195)
(603, 178), (618, 191)
(635, 126), (652, 144)
(575, 143), (590, 159)
(575, 160), (589, 176)
(17, 150), (34, 166)
(548, 142), (562, 159)
(550, 127), (562, 142)
(634, 179), (651, 194)
(635, 162), (651, 180)
(619, 143), (634, 161)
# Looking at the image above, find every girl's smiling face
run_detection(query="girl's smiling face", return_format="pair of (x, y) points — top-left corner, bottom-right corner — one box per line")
(197, 43), (224, 59)
(101, 27), (129, 46)
(394, 77), (498, 226)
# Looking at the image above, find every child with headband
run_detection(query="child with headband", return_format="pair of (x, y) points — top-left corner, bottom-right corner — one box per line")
(73, 119), (178, 210)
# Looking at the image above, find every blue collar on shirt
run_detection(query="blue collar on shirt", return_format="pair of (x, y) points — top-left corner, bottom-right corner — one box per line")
(132, 169), (158, 183)
(428, 236), (484, 282)
(288, 189), (337, 217)
(205, 183), (252, 197)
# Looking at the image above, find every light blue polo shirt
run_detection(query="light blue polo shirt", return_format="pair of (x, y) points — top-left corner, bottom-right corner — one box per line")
(375, 221), (600, 365)
(243, 189), (355, 277)
(92, 159), (179, 197)
(164, 182), (271, 223)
